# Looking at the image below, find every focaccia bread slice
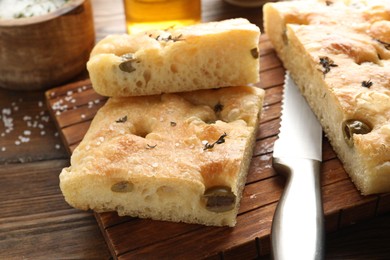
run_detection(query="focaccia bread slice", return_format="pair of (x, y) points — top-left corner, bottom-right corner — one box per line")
(59, 86), (265, 226)
(87, 18), (260, 97)
(264, 0), (390, 194)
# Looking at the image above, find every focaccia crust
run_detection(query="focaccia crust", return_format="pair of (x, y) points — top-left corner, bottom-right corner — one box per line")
(87, 18), (260, 97)
(264, 0), (390, 194)
(60, 86), (264, 226)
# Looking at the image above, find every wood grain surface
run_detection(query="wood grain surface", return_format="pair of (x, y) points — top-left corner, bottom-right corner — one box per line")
(45, 35), (390, 259)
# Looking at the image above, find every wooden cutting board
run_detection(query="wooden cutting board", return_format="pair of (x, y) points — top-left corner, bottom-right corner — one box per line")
(45, 35), (390, 259)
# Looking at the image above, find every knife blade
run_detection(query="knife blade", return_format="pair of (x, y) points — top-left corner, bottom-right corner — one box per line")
(271, 73), (324, 260)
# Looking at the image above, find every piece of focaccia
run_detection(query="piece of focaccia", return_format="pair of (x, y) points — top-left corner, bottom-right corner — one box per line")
(60, 86), (264, 226)
(87, 18), (260, 97)
(264, 0), (390, 194)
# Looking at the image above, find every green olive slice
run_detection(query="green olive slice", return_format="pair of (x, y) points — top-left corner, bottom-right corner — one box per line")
(203, 186), (236, 213)
(250, 47), (259, 59)
(342, 119), (372, 147)
(111, 181), (134, 193)
(119, 53), (137, 73)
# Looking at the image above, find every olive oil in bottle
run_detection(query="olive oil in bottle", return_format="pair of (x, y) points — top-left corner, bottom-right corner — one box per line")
(123, 0), (201, 34)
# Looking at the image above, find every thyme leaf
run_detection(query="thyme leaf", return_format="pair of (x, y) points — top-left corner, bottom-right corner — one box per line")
(146, 144), (157, 149)
(155, 33), (183, 42)
(214, 102), (224, 113)
(361, 80), (373, 88)
(375, 39), (390, 50)
(203, 132), (227, 151)
(116, 115), (127, 123)
(319, 56), (338, 75)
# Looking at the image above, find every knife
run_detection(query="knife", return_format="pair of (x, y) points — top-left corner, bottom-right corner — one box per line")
(271, 73), (324, 260)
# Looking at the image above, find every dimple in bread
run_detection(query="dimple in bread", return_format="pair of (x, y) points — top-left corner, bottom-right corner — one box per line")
(87, 18), (260, 97)
(59, 86), (264, 226)
(264, 0), (390, 194)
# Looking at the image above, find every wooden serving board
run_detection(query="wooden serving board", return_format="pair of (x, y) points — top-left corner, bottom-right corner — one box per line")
(46, 35), (390, 259)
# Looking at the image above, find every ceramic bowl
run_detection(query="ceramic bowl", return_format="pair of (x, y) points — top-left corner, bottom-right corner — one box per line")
(0, 0), (95, 90)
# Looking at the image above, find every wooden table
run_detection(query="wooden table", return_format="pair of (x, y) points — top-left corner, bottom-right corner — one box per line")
(1, 0), (389, 259)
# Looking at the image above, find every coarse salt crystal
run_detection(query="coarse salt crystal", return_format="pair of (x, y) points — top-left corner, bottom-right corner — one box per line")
(19, 136), (30, 143)
(2, 108), (11, 115)
(152, 162), (159, 168)
(55, 144), (61, 149)
(40, 131), (46, 136)
(67, 90), (73, 96)
(1, 147), (5, 152)
(24, 130), (31, 135)
(38, 101), (43, 107)
(81, 114), (86, 119)
(15, 140), (21, 145)
(41, 116), (49, 122)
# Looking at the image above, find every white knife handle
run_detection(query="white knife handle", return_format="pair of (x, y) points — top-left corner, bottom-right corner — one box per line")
(271, 157), (324, 260)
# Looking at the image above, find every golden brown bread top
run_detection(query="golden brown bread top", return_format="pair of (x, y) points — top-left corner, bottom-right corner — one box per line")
(264, 0), (390, 166)
(68, 86), (264, 192)
(87, 18), (261, 97)
(89, 18), (260, 58)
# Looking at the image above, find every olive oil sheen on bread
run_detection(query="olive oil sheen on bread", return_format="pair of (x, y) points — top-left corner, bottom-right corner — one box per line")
(123, 0), (201, 34)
